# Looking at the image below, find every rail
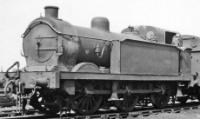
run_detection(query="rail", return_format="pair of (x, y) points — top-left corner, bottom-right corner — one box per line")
(1, 101), (200, 119)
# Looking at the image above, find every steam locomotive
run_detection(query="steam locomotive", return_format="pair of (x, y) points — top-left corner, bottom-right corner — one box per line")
(0, 6), (199, 115)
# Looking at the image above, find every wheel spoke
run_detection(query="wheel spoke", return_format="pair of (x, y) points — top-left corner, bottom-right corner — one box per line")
(79, 96), (87, 110)
(72, 94), (102, 114)
(89, 96), (94, 107)
(85, 97), (90, 110)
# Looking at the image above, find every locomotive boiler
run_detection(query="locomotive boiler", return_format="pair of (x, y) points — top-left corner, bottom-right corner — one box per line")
(23, 6), (144, 72)
(0, 6), (196, 115)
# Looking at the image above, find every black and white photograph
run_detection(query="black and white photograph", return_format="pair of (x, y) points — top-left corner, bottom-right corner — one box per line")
(0, 0), (200, 118)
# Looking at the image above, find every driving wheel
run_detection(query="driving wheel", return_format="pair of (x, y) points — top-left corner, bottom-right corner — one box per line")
(115, 94), (138, 112)
(150, 93), (169, 108)
(72, 93), (103, 114)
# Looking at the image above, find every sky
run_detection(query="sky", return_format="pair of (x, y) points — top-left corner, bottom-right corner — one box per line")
(0, 0), (200, 70)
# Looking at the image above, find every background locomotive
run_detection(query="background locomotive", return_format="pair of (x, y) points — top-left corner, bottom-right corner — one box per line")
(0, 6), (199, 115)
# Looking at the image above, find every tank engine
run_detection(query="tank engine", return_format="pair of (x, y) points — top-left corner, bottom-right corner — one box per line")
(0, 6), (196, 114)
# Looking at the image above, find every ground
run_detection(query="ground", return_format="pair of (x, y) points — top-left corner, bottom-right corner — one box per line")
(135, 109), (200, 119)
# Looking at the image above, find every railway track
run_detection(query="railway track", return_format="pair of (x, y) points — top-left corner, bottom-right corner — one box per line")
(0, 106), (45, 119)
(55, 102), (200, 119)
(1, 101), (199, 119)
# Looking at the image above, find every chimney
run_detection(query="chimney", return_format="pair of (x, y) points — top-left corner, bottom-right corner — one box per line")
(44, 6), (59, 19)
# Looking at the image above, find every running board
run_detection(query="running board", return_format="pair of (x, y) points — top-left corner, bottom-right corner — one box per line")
(85, 88), (161, 95)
